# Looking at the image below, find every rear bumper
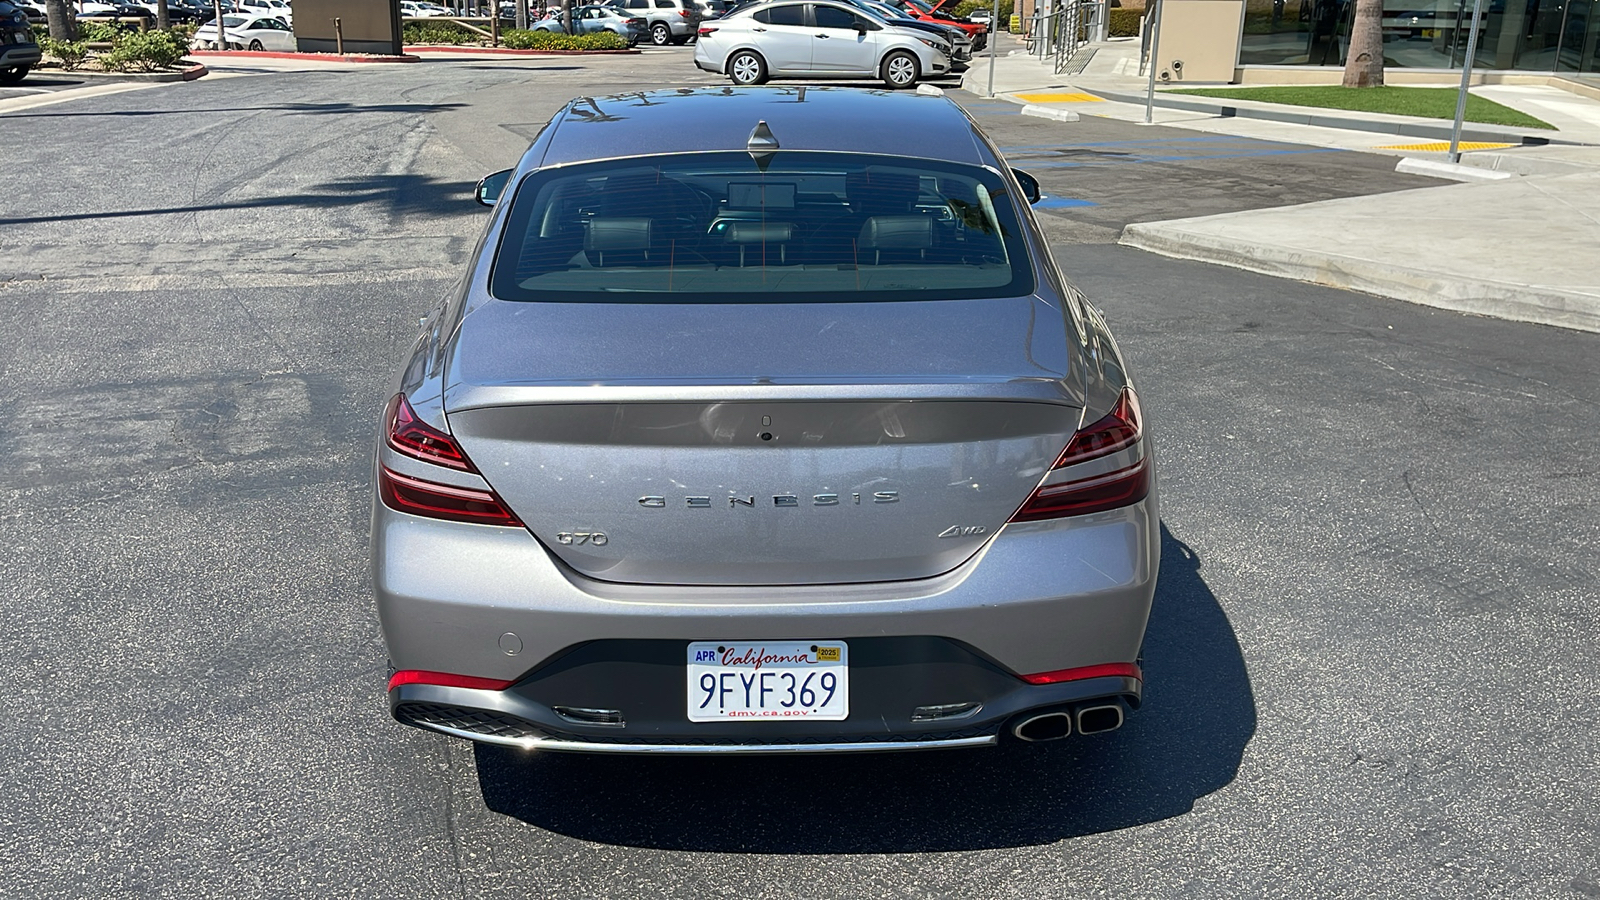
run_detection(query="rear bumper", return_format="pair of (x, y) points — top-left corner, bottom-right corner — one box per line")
(390, 665), (1141, 754)
(374, 495), (1158, 682)
(374, 492), (1158, 751)
(1, 44), (41, 67)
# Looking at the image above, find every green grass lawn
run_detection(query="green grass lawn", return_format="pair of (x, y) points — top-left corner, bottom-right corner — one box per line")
(1165, 85), (1556, 130)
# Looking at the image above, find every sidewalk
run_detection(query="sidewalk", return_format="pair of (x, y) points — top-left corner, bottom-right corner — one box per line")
(964, 41), (1600, 333)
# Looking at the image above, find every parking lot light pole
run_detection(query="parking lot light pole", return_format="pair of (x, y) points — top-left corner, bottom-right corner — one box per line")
(1143, 0), (1162, 124)
(1448, 0), (1486, 164)
(984, 0), (998, 98)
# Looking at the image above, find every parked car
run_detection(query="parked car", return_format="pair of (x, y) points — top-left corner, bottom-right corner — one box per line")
(0, 0), (41, 84)
(846, 0), (970, 65)
(191, 12), (296, 49)
(695, 0), (949, 88)
(13, 1), (43, 24)
(880, 0), (984, 51)
(694, 0), (728, 18)
(236, 0), (292, 24)
(400, 0), (446, 16)
(604, 0), (700, 45)
(536, 4), (645, 43)
(376, 85), (1156, 757)
(78, 0), (156, 23)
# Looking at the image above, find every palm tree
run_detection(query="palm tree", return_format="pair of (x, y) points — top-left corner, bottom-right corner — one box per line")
(1341, 0), (1383, 87)
(44, 0), (74, 40)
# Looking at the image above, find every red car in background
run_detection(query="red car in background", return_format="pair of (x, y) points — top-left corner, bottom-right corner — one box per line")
(881, 0), (988, 50)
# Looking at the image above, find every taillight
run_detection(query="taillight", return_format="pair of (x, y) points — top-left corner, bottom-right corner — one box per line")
(697, 25), (716, 34)
(679, 7), (691, 14)
(1010, 389), (1149, 522)
(380, 394), (522, 526)
(388, 670), (514, 691)
(385, 393), (476, 472)
(378, 467), (524, 526)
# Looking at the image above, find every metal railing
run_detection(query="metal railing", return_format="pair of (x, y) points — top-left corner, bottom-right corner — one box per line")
(1026, 1), (1100, 75)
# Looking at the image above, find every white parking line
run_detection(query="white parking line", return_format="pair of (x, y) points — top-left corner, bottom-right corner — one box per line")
(0, 81), (161, 115)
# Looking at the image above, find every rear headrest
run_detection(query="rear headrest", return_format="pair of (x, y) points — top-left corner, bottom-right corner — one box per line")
(858, 216), (932, 250)
(846, 171), (921, 213)
(585, 217), (652, 252)
(723, 221), (793, 244)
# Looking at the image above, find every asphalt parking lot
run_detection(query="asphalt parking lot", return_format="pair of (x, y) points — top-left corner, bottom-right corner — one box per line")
(2, 49), (1597, 899)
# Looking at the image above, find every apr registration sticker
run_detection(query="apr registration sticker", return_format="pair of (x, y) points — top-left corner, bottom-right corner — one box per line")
(686, 641), (849, 722)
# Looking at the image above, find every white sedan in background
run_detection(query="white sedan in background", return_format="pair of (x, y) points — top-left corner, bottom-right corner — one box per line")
(191, 13), (297, 50)
(694, 0), (949, 89)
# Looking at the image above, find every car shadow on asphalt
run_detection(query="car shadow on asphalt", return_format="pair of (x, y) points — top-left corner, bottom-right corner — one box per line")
(0, 173), (480, 226)
(0, 100), (467, 120)
(474, 523), (1257, 852)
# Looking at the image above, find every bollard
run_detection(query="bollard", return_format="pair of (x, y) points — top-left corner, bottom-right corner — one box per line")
(334, 16), (343, 54)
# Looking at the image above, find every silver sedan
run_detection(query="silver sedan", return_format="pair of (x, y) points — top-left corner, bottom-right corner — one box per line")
(693, 0), (949, 88)
(373, 87), (1157, 755)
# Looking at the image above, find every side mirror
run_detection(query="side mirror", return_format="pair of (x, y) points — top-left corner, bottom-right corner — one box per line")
(475, 169), (513, 207)
(854, 21), (869, 33)
(1012, 168), (1041, 204)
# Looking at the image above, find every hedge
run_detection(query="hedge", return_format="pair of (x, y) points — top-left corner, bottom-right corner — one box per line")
(403, 21), (483, 44)
(1108, 7), (1144, 36)
(950, 0), (1012, 19)
(498, 29), (628, 50)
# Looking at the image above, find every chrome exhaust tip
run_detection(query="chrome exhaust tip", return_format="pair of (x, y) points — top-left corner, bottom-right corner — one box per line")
(1075, 703), (1124, 735)
(1011, 711), (1073, 742)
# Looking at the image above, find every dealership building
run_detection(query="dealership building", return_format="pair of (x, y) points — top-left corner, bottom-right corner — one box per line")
(1012, 0), (1600, 86)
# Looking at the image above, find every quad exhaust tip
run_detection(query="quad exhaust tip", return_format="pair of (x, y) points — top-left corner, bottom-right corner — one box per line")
(1012, 702), (1126, 742)
(1012, 711), (1073, 742)
(1075, 703), (1124, 735)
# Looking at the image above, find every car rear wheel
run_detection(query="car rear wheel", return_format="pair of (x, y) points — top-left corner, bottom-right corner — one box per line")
(650, 21), (671, 44)
(880, 50), (919, 89)
(247, 39), (263, 50)
(0, 66), (27, 85)
(727, 49), (766, 86)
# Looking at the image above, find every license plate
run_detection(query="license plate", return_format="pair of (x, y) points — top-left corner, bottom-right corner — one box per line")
(686, 641), (848, 722)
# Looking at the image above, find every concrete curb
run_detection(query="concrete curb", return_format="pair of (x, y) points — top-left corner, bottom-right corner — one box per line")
(187, 50), (421, 62)
(1088, 87), (1588, 147)
(402, 45), (641, 55)
(1395, 157), (1514, 182)
(29, 62), (209, 82)
(1021, 103), (1079, 121)
(1119, 222), (1600, 334)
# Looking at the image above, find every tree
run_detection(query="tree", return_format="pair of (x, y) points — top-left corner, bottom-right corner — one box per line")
(1341, 0), (1383, 87)
(563, 0), (574, 34)
(44, 0), (75, 40)
(157, 0), (169, 30)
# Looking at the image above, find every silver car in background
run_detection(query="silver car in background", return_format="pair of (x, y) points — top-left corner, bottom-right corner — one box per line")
(694, 0), (949, 88)
(373, 87), (1157, 755)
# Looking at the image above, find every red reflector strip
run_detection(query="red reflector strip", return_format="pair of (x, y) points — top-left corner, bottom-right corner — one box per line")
(1020, 662), (1142, 685)
(388, 670), (515, 692)
(378, 467), (524, 527)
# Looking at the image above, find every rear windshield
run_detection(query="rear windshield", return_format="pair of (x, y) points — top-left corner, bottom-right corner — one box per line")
(490, 151), (1031, 303)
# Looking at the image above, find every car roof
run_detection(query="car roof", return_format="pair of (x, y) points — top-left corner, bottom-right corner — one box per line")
(530, 87), (991, 170)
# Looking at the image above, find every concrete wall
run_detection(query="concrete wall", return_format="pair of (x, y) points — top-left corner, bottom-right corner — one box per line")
(294, 0), (403, 55)
(1152, 0), (1245, 84)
